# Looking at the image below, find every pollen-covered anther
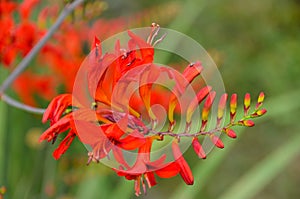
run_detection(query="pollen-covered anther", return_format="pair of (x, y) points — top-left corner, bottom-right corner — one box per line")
(147, 22), (162, 46)
(244, 93), (251, 116)
(87, 152), (93, 165)
(154, 134), (164, 141)
(87, 151), (100, 165)
(238, 119), (255, 127)
(91, 101), (98, 110)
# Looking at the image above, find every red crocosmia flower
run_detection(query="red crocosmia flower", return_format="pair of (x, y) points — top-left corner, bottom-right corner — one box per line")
(1, 2), (176, 107)
(41, 24), (267, 195)
(114, 137), (161, 196)
(115, 136), (194, 196)
(77, 116), (146, 165)
(41, 28), (197, 192)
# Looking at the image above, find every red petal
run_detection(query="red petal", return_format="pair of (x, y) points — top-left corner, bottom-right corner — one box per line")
(104, 116), (127, 140)
(39, 114), (72, 142)
(127, 30), (154, 63)
(145, 154), (167, 171)
(0, 1), (17, 15)
(177, 157), (194, 185)
(19, 0), (39, 19)
(42, 94), (73, 124)
(155, 162), (180, 178)
(118, 134), (146, 150)
(144, 172), (157, 188)
(75, 120), (106, 146)
(112, 146), (130, 169)
(53, 130), (76, 160)
(172, 140), (194, 185)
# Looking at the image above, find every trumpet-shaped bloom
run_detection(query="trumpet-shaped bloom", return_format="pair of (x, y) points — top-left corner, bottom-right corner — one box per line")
(40, 25), (267, 195)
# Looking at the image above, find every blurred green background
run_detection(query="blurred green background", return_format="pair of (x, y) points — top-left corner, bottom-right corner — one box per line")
(1, 0), (300, 198)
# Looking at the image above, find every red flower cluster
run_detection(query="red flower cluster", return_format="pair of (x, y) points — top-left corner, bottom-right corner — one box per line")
(0, 0), (83, 105)
(0, 0), (180, 107)
(40, 25), (266, 196)
(0, 0), (125, 105)
(0, 0), (40, 66)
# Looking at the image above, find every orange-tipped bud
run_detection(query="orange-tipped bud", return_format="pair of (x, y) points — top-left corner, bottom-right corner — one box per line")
(244, 93), (251, 115)
(217, 93), (228, 127)
(192, 137), (206, 159)
(211, 135), (224, 149)
(186, 86), (211, 123)
(182, 61), (203, 84)
(168, 99), (177, 124)
(230, 94), (237, 123)
(256, 92), (265, 109)
(223, 128), (237, 138)
(251, 108), (267, 117)
(238, 119), (255, 127)
(201, 91), (216, 130)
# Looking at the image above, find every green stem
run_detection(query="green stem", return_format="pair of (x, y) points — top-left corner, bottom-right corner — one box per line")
(1, 95), (45, 114)
(169, 89), (300, 199)
(0, 101), (7, 184)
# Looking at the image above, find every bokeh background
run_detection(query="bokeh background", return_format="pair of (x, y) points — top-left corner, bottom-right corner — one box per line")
(1, 0), (300, 198)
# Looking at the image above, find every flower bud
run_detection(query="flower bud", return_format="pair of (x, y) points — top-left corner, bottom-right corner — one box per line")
(192, 137), (206, 159)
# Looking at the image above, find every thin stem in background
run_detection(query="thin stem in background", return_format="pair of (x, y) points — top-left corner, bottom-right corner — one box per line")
(1, 95), (45, 114)
(0, 0), (84, 103)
